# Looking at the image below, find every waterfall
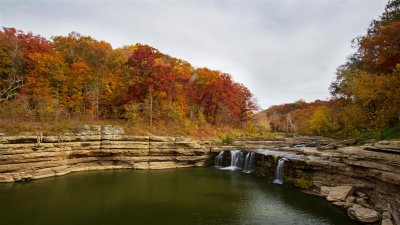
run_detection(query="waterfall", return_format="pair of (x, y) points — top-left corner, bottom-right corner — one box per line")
(218, 150), (256, 172)
(214, 151), (224, 167)
(273, 158), (288, 184)
(243, 152), (256, 173)
(231, 150), (244, 169)
(221, 150), (244, 170)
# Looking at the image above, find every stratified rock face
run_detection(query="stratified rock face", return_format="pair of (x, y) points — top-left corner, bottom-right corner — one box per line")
(0, 133), (210, 182)
(229, 137), (400, 220)
(2, 134), (400, 225)
(326, 186), (354, 202)
(347, 204), (380, 223)
(76, 125), (125, 136)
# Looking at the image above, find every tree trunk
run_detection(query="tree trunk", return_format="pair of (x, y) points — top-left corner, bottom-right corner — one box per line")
(83, 82), (86, 116)
(55, 85), (59, 124)
(95, 89), (99, 120)
(149, 89), (153, 127)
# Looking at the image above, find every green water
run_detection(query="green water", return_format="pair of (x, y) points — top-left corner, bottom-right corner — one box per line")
(0, 168), (359, 225)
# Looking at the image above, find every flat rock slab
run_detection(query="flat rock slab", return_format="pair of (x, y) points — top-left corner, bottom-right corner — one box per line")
(381, 218), (394, 225)
(320, 186), (332, 196)
(326, 186), (354, 202)
(347, 204), (380, 223)
(332, 201), (353, 209)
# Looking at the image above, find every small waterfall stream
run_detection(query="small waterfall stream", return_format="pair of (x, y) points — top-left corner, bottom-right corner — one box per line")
(273, 157), (288, 184)
(215, 149), (304, 184)
(220, 150), (245, 170)
(219, 150), (256, 172)
(231, 150), (245, 169)
(214, 151), (224, 167)
(243, 152), (256, 173)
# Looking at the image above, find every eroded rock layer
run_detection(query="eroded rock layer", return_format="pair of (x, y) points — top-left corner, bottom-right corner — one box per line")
(1, 133), (399, 224)
(0, 135), (209, 182)
(209, 137), (400, 224)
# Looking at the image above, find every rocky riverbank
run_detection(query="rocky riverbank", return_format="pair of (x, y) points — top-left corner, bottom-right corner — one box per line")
(1, 128), (399, 224)
(209, 137), (400, 225)
(0, 126), (209, 182)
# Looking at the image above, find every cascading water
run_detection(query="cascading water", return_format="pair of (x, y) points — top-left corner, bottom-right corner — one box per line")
(273, 157), (288, 184)
(242, 152), (256, 173)
(214, 151), (224, 167)
(231, 150), (245, 169)
(221, 150), (245, 170)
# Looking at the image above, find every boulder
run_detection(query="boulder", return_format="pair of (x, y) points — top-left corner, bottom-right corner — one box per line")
(332, 201), (353, 209)
(356, 197), (367, 205)
(76, 125), (101, 135)
(326, 186), (354, 202)
(347, 204), (380, 223)
(355, 191), (367, 198)
(346, 196), (355, 203)
(381, 218), (394, 225)
(320, 186), (331, 196)
(382, 211), (390, 219)
(76, 125), (124, 136)
(101, 125), (124, 135)
(381, 211), (394, 225)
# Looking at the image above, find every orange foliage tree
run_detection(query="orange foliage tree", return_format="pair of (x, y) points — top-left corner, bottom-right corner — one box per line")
(0, 28), (258, 133)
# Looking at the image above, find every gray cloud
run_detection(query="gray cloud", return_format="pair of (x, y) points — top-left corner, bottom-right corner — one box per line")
(0, 0), (386, 108)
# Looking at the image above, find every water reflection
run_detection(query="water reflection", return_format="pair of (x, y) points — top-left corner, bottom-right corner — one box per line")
(0, 168), (358, 225)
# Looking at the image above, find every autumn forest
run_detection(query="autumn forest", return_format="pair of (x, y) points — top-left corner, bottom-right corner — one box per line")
(262, 0), (400, 140)
(0, 28), (257, 136)
(1, 0), (399, 139)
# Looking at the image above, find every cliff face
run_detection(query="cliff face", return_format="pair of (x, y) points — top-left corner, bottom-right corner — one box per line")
(1, 132), (399, 224)
(0, 135), (209, 182)
(209, 137), (400, 224)
(254, 146), (400, 207)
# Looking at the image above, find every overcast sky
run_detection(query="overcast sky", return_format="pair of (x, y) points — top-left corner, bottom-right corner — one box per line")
(0, 0), (387, 108)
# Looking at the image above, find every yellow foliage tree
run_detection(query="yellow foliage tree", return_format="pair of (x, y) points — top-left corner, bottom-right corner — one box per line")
(308, 106), (338, 135)
(346, 69), (400, 129)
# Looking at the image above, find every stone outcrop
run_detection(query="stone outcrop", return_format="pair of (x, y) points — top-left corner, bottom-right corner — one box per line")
(381, 211), (395, 225)
(249, 143), (400, 210)
(319, 186), (332, 196)
(326, 186), (354, 202)
(209, 137), (400, 224)
(76, 125), (125, 136)
(318, 185), (385, 221)
(332, 201), (353, 209)
(347, 204), (380, 223)
(0, 131), (210, 182)
(382, 218), (394, 225)
(1, 132), (399, 225)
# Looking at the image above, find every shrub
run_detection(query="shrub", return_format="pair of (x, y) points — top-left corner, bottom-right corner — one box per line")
(221, 135), (234, 145)
(380, 126), (400, 140)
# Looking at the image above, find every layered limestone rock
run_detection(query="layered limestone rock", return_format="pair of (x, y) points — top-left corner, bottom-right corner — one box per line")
(0, 131), (210, 182)
(2, 133), (399, 224)
(251, 143), (400, 207)
(213, 137), (399, 224)
(347, 204), (380, 223)
(326, 186), (354, 202)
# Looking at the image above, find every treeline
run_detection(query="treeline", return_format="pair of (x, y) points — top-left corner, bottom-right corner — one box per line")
(0, 28), (257, 132)
(262, 0), (400, 138)
(262, 99), (335, 135)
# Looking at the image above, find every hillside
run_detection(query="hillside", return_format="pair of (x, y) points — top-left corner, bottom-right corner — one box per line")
(0, 29), (256, 137)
